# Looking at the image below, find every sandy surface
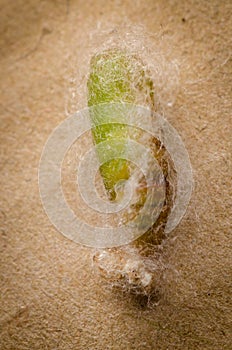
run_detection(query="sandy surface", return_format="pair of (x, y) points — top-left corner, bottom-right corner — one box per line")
(0, 0), (231, 349)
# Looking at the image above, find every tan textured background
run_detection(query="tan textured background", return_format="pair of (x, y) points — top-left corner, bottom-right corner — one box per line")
(0, 1), (231, 349)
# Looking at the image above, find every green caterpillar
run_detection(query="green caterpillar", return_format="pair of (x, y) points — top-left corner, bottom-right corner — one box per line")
(87, 49), (175, 247)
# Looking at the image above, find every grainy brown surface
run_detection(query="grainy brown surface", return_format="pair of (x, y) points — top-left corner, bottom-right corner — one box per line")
(0, 1), (231, 349)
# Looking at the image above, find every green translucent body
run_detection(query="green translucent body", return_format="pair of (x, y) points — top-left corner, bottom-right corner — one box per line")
(87, 49), (154, 199)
